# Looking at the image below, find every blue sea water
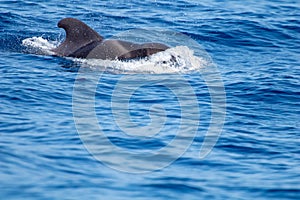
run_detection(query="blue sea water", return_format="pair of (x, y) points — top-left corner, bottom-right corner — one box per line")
(1, 0), (300, 199)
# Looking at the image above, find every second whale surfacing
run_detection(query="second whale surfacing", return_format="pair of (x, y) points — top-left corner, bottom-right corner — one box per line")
(52, 18), (169, 60)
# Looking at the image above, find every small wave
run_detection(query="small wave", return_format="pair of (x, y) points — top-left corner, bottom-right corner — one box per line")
(22, 36), (209, 74)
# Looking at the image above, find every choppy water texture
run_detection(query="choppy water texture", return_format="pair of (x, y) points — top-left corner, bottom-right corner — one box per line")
(1, 0), (300, 199)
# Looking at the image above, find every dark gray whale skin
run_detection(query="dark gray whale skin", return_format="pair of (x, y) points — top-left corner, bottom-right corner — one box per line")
(52, 18), (169, 60)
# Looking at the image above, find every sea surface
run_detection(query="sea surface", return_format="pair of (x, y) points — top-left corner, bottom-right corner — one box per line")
(1, 0), (300, 199)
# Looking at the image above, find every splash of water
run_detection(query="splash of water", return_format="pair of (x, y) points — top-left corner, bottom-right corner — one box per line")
(22, 36), (57, 55)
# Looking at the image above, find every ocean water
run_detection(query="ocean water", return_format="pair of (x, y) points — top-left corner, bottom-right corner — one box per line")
(1, 0), (299, 199)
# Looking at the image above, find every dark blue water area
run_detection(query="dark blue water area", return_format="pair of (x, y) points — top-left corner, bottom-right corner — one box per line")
(1, 0), (300, 199)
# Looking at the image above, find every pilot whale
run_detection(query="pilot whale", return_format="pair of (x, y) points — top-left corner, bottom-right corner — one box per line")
(52, 18), (169, 60)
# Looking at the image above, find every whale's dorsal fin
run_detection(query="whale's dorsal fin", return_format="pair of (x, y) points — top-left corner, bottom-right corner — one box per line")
(52, 18), (103, 57)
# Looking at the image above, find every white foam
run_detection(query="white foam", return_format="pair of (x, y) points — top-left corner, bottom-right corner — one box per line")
(22, 37), (210, 74)
(22, 36), (57, 55)
(78, 46), (209, 74)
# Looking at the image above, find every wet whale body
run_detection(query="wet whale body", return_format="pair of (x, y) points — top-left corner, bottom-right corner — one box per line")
(52, 18), (169, 60)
